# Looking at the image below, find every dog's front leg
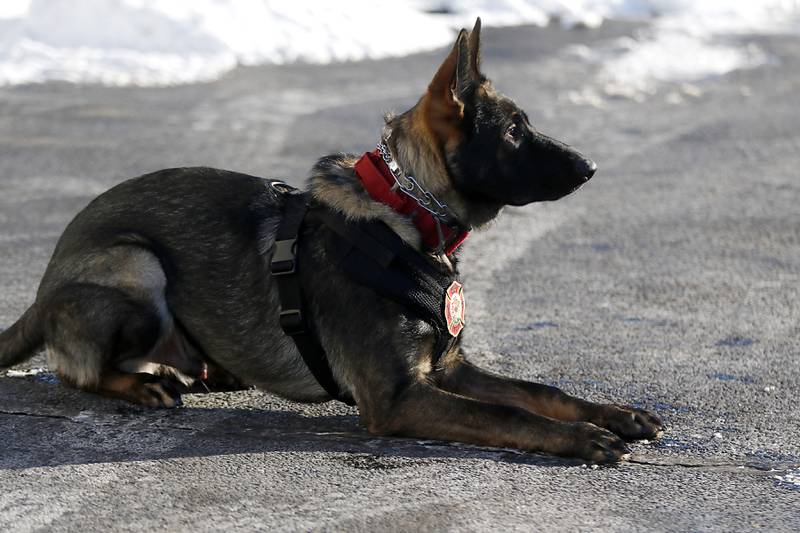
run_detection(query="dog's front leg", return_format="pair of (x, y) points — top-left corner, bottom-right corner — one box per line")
(359, 381), (631, 463)
(435, 358), (664, 441)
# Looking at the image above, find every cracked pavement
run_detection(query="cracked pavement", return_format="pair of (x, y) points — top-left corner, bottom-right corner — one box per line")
(1, 23), (799, 531)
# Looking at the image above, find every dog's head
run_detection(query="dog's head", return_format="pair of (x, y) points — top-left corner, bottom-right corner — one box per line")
(389, 19), (596, 227)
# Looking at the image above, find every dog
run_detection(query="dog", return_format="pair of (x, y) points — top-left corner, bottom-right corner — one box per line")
(0, 19), (662, 463)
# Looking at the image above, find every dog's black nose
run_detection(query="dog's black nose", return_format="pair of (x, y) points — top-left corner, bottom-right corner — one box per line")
(575, 158), (597, 181)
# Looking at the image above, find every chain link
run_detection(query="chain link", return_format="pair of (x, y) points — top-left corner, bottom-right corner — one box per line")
(377, 140), (453, 222)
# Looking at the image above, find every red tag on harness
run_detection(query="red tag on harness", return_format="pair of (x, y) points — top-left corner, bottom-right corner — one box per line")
(444, 281), (465, 337)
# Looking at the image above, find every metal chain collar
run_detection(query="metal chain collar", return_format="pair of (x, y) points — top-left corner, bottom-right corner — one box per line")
(377, 139), (467, 231)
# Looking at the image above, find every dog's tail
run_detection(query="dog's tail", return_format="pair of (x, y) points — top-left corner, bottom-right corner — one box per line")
(0, 304), (44, 370)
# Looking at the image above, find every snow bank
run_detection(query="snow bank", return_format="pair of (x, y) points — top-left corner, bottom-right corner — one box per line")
(581, 2), (800, 94)
(0, 1), (798, 88)
(0, 0), (453, 85)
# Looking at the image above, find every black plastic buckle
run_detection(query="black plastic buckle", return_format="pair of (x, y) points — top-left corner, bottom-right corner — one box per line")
(270, 238), (297, 275)
(279, 309), (305, 335)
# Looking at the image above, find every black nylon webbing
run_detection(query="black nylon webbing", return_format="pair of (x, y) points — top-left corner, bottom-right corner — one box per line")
(309, 208), (459, 364)
(270, 186), (354, 405)
(269, 180), (459, 405)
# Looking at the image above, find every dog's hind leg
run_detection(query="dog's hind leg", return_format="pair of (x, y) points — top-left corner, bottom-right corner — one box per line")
(86, 370), (183, 408)
(435, 357), (664, 441)
(41, 281), (184, 407)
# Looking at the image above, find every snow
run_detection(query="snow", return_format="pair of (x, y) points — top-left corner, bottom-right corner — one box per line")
(575, 2), (799, 94)
(0, 1), (798, 90)
(0, 0), (453, 85)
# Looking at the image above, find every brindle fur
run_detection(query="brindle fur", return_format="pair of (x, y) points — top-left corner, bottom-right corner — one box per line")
(0, 19), (662, 463)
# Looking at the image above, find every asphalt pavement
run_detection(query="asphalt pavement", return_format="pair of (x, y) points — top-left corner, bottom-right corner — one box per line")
(1, 22), (799, 531)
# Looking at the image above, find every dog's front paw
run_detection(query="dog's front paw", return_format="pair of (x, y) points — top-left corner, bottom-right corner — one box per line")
(595, 405), (664, 441)
(566, 422), (631, 464)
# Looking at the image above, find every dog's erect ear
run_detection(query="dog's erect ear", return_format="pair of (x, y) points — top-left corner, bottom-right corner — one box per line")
(467, 17), (482, 80)
(454, 18), (483, 98)
(427, 29), (469, 116)
(424, 27), (481, 140)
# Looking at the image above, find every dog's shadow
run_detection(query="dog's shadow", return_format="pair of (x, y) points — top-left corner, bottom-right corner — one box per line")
(0, 375), (580, 471)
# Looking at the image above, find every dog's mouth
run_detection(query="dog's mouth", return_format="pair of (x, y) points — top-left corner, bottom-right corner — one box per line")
(508, 176), (593, 205)
(527, 158), (597, 204)
(569, 181), (587, 195)
(558, 174), (594, 199)
(559, 163), (596, 197)
(570, 171), (595, 193)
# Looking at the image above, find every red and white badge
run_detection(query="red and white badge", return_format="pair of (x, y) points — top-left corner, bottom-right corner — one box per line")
(444, 281), (466, 337)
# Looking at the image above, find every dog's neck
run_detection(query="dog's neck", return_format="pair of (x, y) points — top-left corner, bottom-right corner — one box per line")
(308, 136), (471, 258)
(352, 138), (470, 256)
(386, 113), (507, 230)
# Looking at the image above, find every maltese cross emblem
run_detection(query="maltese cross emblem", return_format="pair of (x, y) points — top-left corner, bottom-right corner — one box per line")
(444, 281), (465, 337)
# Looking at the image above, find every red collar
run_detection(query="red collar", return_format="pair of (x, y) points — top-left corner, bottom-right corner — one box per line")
(354, 150), (469, 256)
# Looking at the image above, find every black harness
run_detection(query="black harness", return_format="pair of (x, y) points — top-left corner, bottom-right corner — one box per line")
(269, 182), (460, 405)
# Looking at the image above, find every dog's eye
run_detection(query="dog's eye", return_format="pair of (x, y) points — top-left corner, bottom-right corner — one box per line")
(505, 124), (521, 143)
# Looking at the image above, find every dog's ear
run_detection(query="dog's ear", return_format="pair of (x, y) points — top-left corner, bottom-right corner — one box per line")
(423, 28), (478, 142)
(427, 29), (468, 115)
(467, 17), (482, 80)
(454, 18), (483, 99)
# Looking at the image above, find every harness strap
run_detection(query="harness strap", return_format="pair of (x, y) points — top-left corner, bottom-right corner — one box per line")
(311, 209), (395, 268)
(310, 208), (459, 366)
(270, 186), (354, 405)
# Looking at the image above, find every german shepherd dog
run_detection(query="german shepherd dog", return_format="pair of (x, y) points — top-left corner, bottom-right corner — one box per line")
(0, 20), (662, 463)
